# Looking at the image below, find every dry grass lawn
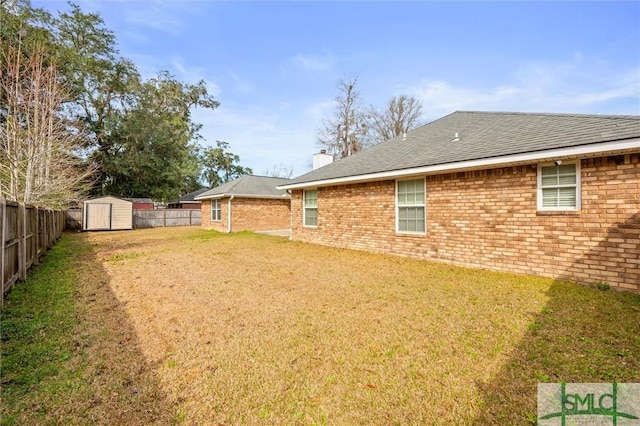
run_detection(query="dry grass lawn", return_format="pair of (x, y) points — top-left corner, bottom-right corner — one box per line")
(2, 227), (639, 424)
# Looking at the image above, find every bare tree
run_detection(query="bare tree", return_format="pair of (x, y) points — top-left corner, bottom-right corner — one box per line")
(263, 163), (294, 179)
(367, 95), (424, 144)
(0, 34), (95, 207)
(317, 76), (369, 158)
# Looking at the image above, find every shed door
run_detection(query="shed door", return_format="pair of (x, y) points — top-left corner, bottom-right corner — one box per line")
(86, 203), (112, 230)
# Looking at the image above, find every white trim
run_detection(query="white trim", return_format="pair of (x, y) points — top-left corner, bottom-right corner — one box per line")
(195, 193), (290, 201)
(396, 178), (427, 235)
(278, 138), (640, 190)
(537, 161), (581, 211)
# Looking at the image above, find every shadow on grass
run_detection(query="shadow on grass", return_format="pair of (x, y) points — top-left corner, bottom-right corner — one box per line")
(472, 213), (640, 424)
(1, 232), (177, 425)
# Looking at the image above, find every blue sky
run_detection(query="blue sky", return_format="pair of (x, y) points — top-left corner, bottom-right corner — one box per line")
(34, 1), (640, 177)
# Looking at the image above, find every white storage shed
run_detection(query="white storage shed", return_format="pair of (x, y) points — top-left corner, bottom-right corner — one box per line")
(83, 196), (133, 231)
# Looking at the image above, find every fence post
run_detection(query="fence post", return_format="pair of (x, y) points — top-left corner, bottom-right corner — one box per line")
(1, 197), (5, 306)
(33, 206), (40, 265)
(17, 202), (26, 281)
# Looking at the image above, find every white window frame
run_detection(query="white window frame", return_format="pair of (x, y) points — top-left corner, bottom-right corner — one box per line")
(211, 199), (221, 221)
(396, 178), (426, 234)
(303, 189), (318, 228)
(537, 161), (581, 211)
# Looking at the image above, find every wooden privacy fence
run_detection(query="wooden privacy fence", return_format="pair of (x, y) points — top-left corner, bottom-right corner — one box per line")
(66, 208), (201, 230)
(133, 209), (201, 228)
(1, 197), (65, 301)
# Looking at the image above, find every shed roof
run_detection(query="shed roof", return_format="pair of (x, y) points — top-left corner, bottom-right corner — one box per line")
(195, 175), (291, 200)
(85, 196), (133, 205)
(280, 111), (640, 189)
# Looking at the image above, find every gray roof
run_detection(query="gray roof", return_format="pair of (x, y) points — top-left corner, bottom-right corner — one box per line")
(176, 188), (210, 203)
(195, 175), (291, 200)
(284, 111), (640, 187)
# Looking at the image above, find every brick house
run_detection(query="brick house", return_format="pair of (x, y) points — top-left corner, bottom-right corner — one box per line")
(127, 198), (155, 210)
(167, 188), (210, 209)
(195, 175), (291, 233)
(278, 111), (640, 292)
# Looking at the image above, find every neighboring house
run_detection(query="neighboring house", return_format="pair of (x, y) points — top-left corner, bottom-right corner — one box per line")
(195, 175), (291, 233)
(279, 111), (640, 292)
(127, 198), (155, 210)
(167, 188), (210, 209)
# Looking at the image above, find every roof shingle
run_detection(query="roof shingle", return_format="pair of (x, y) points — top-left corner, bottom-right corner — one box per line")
(195, 175), (291, 200)
(284, 111), (640, 186)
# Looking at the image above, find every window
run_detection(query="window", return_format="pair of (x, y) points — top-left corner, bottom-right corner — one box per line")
(538, 162), (580, 211)
(304, 189), (318, 227)
(211, 199), (221, 221)
(397, 179), (426, 233)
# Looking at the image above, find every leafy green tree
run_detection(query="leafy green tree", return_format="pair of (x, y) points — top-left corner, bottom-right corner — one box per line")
(2, 1), (222, 202)
(200, 141), (253, 188)
(99, 72), (218, 202)
(52, 3), (140, 150)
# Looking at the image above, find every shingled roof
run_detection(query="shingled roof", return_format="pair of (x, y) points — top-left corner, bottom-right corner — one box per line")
(175, 188), (210, 203)
(195, 175), (291, 200)
(280, 111), (640, 189)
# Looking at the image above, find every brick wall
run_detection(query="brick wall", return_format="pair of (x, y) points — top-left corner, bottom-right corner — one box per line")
(201, 197), (291, 232)
(201, 199), (229, 232)
(292, 154), (640, 292)
(229, 198), (290, 232)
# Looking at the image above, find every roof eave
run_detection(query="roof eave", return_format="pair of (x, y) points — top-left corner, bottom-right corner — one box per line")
(278, 138), (640, 190)
(195, 193), (290, 200)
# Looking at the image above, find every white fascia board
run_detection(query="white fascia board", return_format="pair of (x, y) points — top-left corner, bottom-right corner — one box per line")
(230, 194), (291, 200)
(195, 193), (289, 200)
(194, 193), (228, 200)
(278, 138), (640, 190)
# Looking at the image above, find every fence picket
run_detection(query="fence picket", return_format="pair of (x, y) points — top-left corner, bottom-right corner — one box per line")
(1, 198), (66, 302)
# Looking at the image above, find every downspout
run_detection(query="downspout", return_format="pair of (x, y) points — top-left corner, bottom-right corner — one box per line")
(288, 190), (293, 241)
(227, 195), (234, 233)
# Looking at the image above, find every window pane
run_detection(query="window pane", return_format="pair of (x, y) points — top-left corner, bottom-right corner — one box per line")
(558, 187), (576, 207)
(558, 173), (576, 185)
(542, 188), (558, 207)
(558, 164), (576, 175)
(541, 174), (558, 186)
(541, 164), (576, 186)
(398, 179), (424, 206)
(305, 208), (317, 226)
(304, 190), (317, 207)
(398, 207), (425, 233)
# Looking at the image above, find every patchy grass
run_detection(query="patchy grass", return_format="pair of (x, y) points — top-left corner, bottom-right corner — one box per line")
(1, 234), (174, 425)
(2, 227), (639, 424)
